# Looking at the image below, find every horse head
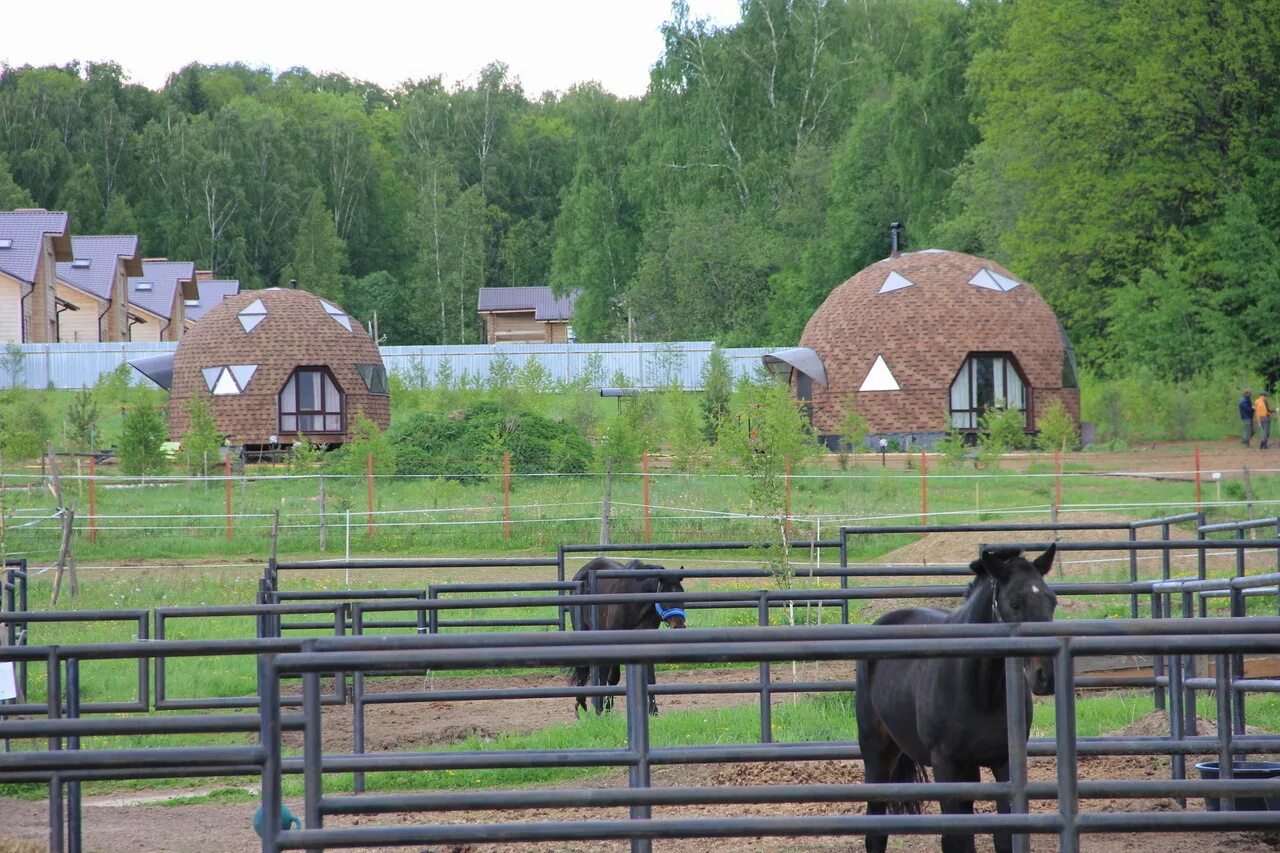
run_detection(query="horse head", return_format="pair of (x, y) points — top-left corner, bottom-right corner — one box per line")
(973, 545), (1057, 695)
(653, 565), (687, 629)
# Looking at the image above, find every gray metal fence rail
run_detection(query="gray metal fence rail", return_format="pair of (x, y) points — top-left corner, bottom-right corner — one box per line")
(261, 620), (1280, 853)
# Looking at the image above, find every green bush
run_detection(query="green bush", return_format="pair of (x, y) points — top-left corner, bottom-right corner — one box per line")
(1036, 400), (1079, 452)
(180, 398), (224, 475)
(390, 402), (592, 478)
(0, 391), (52, 462)
(119, 403), (168, 475)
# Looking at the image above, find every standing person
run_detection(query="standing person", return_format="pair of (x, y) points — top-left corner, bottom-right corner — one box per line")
(1258, 391), (1273, 450)
(1240, 390), (1255, 446)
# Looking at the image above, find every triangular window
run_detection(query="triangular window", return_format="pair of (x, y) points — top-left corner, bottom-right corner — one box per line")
(859, 355), (900, 392)
(319, 299), (354, 332)
(969, 268), (1021, 292)
(201, 367), (222, 392)
(229, 365), (258, 390)
(878, 271), (915, 294)
(212, 368), (240, 395)
(238, 298), (268, 332)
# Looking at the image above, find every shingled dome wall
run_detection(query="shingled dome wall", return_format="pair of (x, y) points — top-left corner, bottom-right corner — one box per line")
(168, 288), (390, 445)
(783, 249), (1079, 448)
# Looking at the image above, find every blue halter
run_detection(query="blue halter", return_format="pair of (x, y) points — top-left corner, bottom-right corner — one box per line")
(654, 601), (686, 621)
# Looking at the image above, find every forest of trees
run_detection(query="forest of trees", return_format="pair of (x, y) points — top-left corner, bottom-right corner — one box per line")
(2, 0), (1279, 382)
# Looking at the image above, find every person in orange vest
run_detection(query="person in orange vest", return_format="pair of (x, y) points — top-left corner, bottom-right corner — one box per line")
(1256, 391), (1273, 450)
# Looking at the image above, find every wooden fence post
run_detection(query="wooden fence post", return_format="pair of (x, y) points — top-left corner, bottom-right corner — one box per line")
(503, 452), (512, 540)
(919, 451), (928, 527)
(224, 455), (233, 540)
(642, 452), (651, 544)
(88, 455), (97, 545)
(366, 452), (375, 538)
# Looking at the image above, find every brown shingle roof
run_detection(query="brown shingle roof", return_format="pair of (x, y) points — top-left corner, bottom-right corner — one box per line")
(798, 250), (1077, 435)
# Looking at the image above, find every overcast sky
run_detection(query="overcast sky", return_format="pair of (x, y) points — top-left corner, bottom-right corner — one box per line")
(2, 1), (743, 98)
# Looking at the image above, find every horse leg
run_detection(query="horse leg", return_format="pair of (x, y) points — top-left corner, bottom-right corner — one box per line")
(590, 662), (606, 716)
(646, 663), (659, 716)
(604, 664), (621, 713)
(932, 758), (979, 853)
(990, 762), (1014, 853)
(855, 698), (898, 853)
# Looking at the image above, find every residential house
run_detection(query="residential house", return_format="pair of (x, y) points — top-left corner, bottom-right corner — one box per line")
(476, 286), (576, 344)
(127, 259), (197, 341)
(55, 235), (143, 342)
(0, 209), (73, 343)
(182, 273), (241, 328)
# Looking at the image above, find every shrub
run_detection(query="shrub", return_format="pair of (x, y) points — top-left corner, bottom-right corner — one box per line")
(0, 391), (52, 462)
(934, 416), (970, 469)
(977, 405), (1027, 467)
(839, 397), (869, 455)
(700, 346), (732, 444)
(391, 402), (592, 478)
(1036, 401), (1079, 452)
(119, 403), (168, 475)
(180, 398), (224, 475)
(329, 412), (397, 474)
(66, 387), (101, 451)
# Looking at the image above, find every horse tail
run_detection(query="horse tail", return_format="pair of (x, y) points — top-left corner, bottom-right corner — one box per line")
(885, 754), (928, 815)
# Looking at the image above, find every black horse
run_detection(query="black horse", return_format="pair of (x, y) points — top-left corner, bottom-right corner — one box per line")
(855, 545), (1058, 853)
(567, 557), (687, 716)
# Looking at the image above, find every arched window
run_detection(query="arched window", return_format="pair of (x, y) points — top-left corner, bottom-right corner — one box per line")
(949, 353), (1028, 430)
(279, 367), (344, 435)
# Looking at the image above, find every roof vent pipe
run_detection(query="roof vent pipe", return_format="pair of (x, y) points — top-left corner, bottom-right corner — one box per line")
(289, 279), (298, 289)
(889, 222), (903, 257)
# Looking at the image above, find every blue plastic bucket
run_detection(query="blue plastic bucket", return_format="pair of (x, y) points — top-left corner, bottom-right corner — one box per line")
(1194, 760), (1280, 811)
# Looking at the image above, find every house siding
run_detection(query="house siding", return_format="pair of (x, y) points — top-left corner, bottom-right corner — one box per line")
(129, 309), (164, 342)
(0, 273), (23, 343)
(56, 283), (104, 343)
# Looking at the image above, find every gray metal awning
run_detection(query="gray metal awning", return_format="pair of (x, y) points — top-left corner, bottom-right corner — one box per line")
(129, 353), (175, 391)
(762, 347), (827, 388)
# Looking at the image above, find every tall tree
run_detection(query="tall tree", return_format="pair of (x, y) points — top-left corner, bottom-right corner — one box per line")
(284, 189), (348, 299)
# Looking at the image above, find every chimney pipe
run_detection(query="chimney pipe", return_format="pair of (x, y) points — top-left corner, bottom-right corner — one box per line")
(289, 279), (298, 289)
(889, 222), (903, 257)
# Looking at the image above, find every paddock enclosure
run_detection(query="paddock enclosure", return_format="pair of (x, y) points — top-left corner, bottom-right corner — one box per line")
(6, 516), (1280, 852)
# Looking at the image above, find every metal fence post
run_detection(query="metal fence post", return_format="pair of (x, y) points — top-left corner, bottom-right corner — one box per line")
(838, 530), (849, 625)
(1054, 640), (1079, 853)
(757, 592), (772, 744)
(259, 653), (282, 853)
(626, 654), (653, 853)
(1215, 654), (1235, 810)
(1128, 527), (1139, 619)
(303, 671), (322, 829)
(1004, 655), (1030, 853)
(66, 657), (81, 853)
(47, 650), (62, 853)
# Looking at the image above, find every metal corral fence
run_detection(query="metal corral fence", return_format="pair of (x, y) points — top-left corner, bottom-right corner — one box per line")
(3, 341), (770, 391)
(261, 621), (1280, 853)
(7, 621), (1280, 852)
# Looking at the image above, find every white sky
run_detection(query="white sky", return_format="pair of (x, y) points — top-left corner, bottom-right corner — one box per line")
(2, 1), (744, 98)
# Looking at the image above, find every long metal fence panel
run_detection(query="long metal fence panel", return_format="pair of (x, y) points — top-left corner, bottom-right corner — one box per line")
(6, 342), (771, 391)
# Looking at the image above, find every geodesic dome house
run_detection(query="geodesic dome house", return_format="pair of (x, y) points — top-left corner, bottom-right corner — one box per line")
(764, 249), (1079, 450)
(153, 287), (390, 446)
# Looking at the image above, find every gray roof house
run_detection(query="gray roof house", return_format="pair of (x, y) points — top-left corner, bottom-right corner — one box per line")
(184, 278), (242, 325)
(55, 235), (143, 342)
(476, 286), (577, 343)
(0, 209), (72, 343)
(127, 259), (197, 341)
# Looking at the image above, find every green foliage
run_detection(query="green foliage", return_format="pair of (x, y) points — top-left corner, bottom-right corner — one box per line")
(284, 189), (347, 299)
(934, 417), (971, 470)
(119, 403), (168, 475)
(180, 398), (223, 475)
(1, 344), (25, 389)
(287, 434), (326, 474)
(93, 363), (134, 409)
(700, 346), (733, 444)
(390, 402), (592, 478)
(838, 397), (869, 455)
(0, 391), (52, 462)
(976, 405), (1027, 468)
(1036, 401), (1080, 453)
(663, 387), (708, 471)
(329, 412), (396, 475)
(599, 394), (661, 472)
(65, 387), (101, 451)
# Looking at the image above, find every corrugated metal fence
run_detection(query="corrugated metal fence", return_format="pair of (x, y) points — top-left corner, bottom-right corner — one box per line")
(2, 342), (773, 391)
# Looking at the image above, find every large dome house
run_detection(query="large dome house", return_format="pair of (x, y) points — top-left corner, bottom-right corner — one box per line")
(765, 248), (1079, 450)
(133, 287), (390, 447)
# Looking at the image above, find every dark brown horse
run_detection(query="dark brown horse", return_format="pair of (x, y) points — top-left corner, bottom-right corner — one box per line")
(855, 545), (1057, 853)
(567, 557), (686, 716)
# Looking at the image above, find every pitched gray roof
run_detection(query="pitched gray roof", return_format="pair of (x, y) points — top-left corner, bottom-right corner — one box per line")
(56, 235), (141, 301)
(128, 260), (196, 319)
(184, 279), (241, 322)
(0, 210), (70, 284)
(477, 286), (576, 321)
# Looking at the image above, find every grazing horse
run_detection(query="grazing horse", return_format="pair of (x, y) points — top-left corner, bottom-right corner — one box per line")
(568, 557), (687, 716)
(855, 545), (1058, 853)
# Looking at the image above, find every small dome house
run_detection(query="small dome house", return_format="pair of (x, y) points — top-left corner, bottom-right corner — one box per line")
(139, 287), (390, 446)
(765, 248), (1079, 449)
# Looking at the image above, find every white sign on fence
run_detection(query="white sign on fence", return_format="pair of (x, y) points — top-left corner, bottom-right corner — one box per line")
(0, 661), (15, 701)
